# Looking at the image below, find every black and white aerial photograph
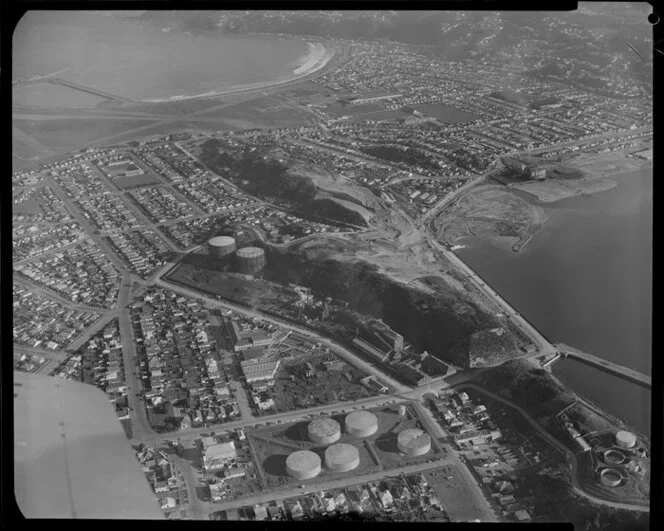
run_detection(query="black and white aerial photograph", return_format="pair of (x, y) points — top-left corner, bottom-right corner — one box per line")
(11, 5), (654, 527)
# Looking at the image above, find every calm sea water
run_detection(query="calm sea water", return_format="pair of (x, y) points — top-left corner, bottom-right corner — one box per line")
(458, 169), (652, 435)
(13, 11), (309, 102)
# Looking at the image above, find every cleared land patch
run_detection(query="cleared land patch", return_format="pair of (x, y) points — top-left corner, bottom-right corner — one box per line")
(13, 117), (159, 150)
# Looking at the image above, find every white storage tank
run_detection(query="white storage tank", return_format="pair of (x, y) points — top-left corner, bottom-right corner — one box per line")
(615, 430), (637, 449)
(324, 443), (360, 472)
(397, 428), (431, 456)
(345, 411), (378, 438)
(308, 418), (341, 446)
(599, 468), (623, 488)
(286, 450), (321, 480)
(207, 236), (236, 258)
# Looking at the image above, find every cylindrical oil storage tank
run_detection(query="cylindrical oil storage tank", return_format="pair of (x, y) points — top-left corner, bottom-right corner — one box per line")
(308, 418), (341, 446)
(235, 246), (266, 276)
(615, 430), (636, 449)
(345, 411), (378, 438)
(397, 428), (431, 456)
(325, 443), (360, 472)
(286, 450), (321, 480)
(208, 236), (236, 258)
(602, 449), (626, 465)
(599, 468), (622, 488)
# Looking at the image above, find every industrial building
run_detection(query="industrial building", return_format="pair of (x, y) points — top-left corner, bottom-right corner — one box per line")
(207, 235), (237, 259)
(286, 450), (322, 480)
(235, 246), (266, 276)
(308, 418), (341, 446)
(368, 319), (404, 352)
(324, 443), (360, 472)
(345, 411), (379, 438)
(240, 358), (280, 383)
(202, 441), (237, 472)
(225, 318), (274, 352)
(397, 428), (432, 456)
(352, 337), (390, 363)
(615, 430), (637, 449)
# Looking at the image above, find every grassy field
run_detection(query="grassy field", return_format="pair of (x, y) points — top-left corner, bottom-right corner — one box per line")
(13, 196), (43, 215)
(113, 173), (158, 190)
(412, 103), (480, 124)
(324, 101), (385, 117)
(166, 262), (301, 310)
(205, 98), (315, 129)
(13, 117), (159, 150)
(347, 109), (410, 122)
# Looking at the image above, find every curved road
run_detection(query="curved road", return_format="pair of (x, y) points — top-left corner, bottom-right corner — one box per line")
(453, 383), (649, 513)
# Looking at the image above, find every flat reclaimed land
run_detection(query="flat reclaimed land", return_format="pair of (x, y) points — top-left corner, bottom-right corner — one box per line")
(432, 184), (548, 252)
(511, 178), (617, 203)
(13, 117), (159, 151)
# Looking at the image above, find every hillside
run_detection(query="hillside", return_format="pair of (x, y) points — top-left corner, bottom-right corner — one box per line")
(199, 139), (371, 227)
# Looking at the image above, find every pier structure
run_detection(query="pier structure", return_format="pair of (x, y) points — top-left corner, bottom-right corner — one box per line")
(555, 343), (651, 389)
(48, 78), (133, 103)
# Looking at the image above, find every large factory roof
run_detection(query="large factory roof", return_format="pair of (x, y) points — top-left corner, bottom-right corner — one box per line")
(286, 450), (321, 472)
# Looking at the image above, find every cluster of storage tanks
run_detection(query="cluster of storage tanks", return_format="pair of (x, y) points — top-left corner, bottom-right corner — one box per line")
(285, 409), (432, 480)
(207, 236), (266, 276)
(286, 412), (379, 480)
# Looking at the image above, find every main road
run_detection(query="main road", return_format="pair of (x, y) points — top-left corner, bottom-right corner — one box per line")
(117, 270), (156, 442)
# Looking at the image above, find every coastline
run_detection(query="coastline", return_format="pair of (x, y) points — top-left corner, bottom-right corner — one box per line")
(509, 155), (652, 204)
(139, 40), (335, 104)
(510, 177), (618, 203)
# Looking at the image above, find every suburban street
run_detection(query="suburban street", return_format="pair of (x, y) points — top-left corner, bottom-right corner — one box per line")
(117, 270), (155, 442)
(203, 457), (453, 514)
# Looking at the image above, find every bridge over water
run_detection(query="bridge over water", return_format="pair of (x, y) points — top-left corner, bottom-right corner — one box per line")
(554, 343), (651, 389)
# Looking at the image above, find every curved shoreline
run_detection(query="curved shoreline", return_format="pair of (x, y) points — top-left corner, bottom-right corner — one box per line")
(139, 41), (335, 104)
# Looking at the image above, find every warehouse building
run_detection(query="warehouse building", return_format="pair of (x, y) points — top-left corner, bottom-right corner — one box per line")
(202, 441), (237, 472)
(240, 359), (280, 383)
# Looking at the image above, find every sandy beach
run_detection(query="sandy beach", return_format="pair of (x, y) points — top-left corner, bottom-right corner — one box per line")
(141, 40), (335, 104)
